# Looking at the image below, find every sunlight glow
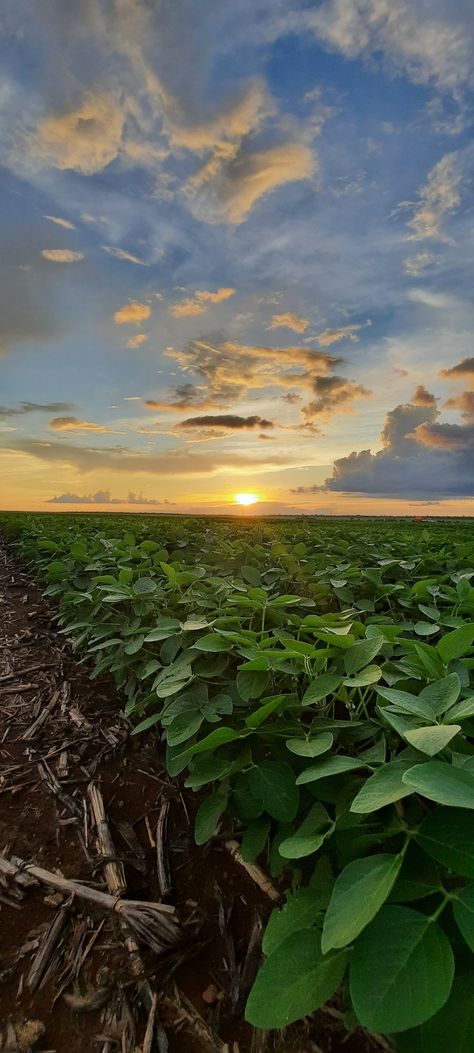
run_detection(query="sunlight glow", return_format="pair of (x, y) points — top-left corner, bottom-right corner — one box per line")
(234, 492), (259, 506)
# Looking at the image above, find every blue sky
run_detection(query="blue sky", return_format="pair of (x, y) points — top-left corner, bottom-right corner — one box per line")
(0, 0), (473, 513)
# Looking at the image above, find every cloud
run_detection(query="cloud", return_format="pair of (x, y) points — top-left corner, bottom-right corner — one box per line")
(408, 289), (453, 309)
(0, 401), (74, 420)
(163, 338), (342, 409)
(307, 0), (474, 94)
(268, 312), (309, 333)
(318, 393), (474, 497)
(169, 288), (236, 317)
(41, 249), (84, 263)
(127, 333), (149, 349)
(48, 416), (114, 433)
(313, 321), (371, 346)
(47, 489), (172, 506)
(102, 246), (148, 265)
(290, 483), (323, 494)
(178, 414), (274, 430)
(43, 215), (77, 230)
(406, 153), (462, 243)
(187, 142), (315, 224)
(114, 302), (151, 324)
(302, 374), (371, 419)
(31, 92), (125, 175)
(444, 391), (474, 423)
(1, 437), (289, 477)
(403, 252), (437, 276)
(440, 357), (474, 380)
(165, 79), (274, 151)
(411, 385), (437, 407)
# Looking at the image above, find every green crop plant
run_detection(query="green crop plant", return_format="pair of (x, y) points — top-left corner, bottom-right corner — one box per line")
(1, 510), (474, 1049)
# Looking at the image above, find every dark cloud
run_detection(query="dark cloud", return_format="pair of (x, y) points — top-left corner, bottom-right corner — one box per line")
(47, 490), (173, 506)
(410, 385), (437, 407)
(178, 414), (274, 429)
(440, 357), (474, 379)
(0, 401), (74, 419)
(317, 397), (474, 497)
(302, 374), (371, 419)
(290, 483), (323, 494)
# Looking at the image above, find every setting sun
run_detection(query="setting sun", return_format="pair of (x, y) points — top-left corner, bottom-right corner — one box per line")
(234, 493), (259, 506)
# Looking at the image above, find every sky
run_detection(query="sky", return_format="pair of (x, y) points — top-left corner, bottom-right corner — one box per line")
(1, 0), (474, 516)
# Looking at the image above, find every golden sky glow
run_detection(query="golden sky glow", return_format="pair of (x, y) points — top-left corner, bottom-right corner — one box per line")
(0, 1), (473, 514)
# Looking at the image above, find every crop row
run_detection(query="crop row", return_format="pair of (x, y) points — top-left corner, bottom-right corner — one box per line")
(2, 511), (474, 1049)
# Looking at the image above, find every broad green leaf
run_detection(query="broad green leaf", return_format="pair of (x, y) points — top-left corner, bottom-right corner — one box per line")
(286, 733), (333, 758)
(194, 792), (227, 845)
(343, 664), (382, 688)
(452, 885), (474, 951)
(134, 577), (157, 594)
(193, 633), (230, 652)
(297, 755), (366, 785)
(237, 668), (269, 701)
(396, 974), (474, 1053)
(263, 888), (326, 956)
(166, 711), (203, 747)
(344, 637), (384, 676)
(132, 711), (161, 735)
(416, 807), (474, 877)
(175, 726), (244, 764)
(437, 624), (474, 664)
(240, 818), (271, 863)
(445, 695), (474, 722)
(302, 674), (342, 706)
(376, 686), (436, 722)
(279, 803), (331, 859)
(322, 853), (403, 952)
(415, 621), (439, 636)
(184, 755), (233, 789)
(245, 931), (347, 1028)
(249, 761), (299, 822)
(350, 906), (454, 1032)
(388, 844), (442, 902)
(404, 724), (461, 756)
(418, 674), (461, 717)
(245, 694), (287, 728)
(403, 761), (474, 808)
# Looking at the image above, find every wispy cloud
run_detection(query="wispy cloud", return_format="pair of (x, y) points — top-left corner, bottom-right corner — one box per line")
(127, 333), (149, 348)
(41, 249), (84, 262)
(169, 288), (236, 317)
(406, 153), (462, 243)
(102, 246), (148, 265)
(48, 416), (115, 434)
(268, 312), (309, 333)
(43, 215), (77, 230)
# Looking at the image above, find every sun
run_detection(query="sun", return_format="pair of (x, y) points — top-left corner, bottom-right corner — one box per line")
(234, 492), (259, 506)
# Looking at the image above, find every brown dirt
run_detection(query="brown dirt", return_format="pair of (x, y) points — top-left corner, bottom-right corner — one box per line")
(0, 537), (383, 1053)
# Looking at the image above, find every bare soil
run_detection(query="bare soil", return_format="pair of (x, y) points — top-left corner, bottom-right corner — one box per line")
(0, 537), (382, 1053)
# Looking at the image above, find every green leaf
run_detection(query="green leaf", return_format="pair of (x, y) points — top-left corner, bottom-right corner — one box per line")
(322, 853), (403, 952)
(286, 733), (333, 758)
(417, 807), (474, 877)
(343, 664), (382, 688)
(445, 695), (474, 722)
(396, 974), (474, 1053)
(245, 694), (287, 728)
(240, 818), (271, 863)
(166, 711), (203, 747)
(302, 674), (342, 706)
(245, 931), (347, 1029)
(194, 792), (228, 845)
(344, 637), (384, 676)
(184, 755), (233, 790)
(249, 761), (299, 822)
(415, 621), (439, 637)
(404, 724), (461, 756)
(263, 888), (326, 956)
(452, 885), (474, 951)
(297, 755), (366, 785)
(193, 633), (230, 652)
(132, 711), (161, 735)
(279, 803), (331, 859)
(237, 668), (269, 701)
(403, 761), (474, 808)
(350, 906), (454, 1032)
(134, 577), (157, 594)
(437, 624), (474, 664)
(418, 674), (461, 713)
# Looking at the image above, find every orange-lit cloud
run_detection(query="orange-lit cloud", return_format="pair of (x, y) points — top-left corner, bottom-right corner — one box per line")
(114, 302), (151, 324)
(268, 312), (309, 333)
(127, 333), (149, 348)
(32, 92), (125, 175)
(103, 246), (148, 265)
(41, 249), (84, 262)
(407, 152), (461, 242)
(48, 416), (114, 433)
(170, 287), (235, 317)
